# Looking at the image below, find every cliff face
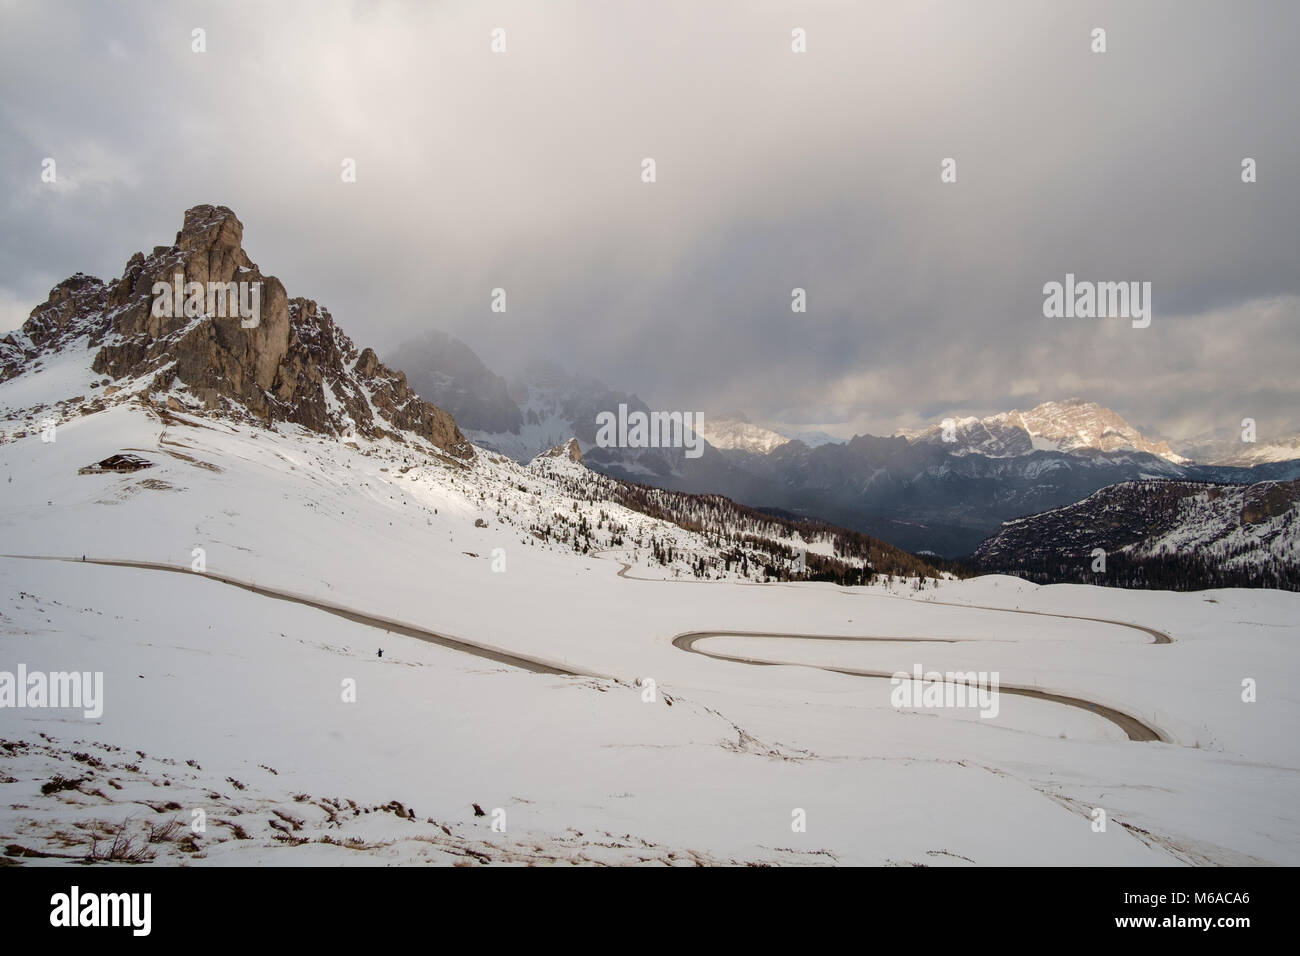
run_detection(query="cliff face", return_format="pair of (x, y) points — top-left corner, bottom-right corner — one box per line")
(1, 205), (472, 458)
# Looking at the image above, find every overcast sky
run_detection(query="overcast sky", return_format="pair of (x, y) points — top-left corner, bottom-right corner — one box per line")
(2, 0), (1297, 442)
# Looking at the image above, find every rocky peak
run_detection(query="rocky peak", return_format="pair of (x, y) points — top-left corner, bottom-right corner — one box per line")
(1, 205), (472, 459)
(1012, 399), (1184, 462)
(536, 438), (584, 463)
(2, 273), (109, 359)
(86, 204), (292, 398)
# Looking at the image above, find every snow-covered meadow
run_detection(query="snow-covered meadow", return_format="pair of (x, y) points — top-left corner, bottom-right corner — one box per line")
(1, 376), (1298, 865)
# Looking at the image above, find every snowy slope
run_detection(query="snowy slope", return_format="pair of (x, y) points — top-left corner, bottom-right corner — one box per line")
(2, 391), (1299, 865)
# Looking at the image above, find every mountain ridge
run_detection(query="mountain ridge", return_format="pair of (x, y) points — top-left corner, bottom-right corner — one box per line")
(971, 477), (1300, 590)
(896, 398), (1186, 463)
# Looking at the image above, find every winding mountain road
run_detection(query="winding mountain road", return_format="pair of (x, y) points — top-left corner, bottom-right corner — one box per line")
(4, 551), (1171, 742)
(671, 630), (1167, 742)
(1, 553), (592, 677)
(612, 554), (1171, 741)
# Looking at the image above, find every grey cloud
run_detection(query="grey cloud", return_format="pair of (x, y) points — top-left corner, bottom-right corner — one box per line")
(1, 0), (1296, 444)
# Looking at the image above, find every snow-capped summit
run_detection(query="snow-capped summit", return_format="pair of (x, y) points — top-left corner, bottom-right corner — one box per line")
(1013, 399), (1186, 462)
(896, 413), (1034, 458)
(899, 399), (1187, 463)
(693, 414), (790, 455)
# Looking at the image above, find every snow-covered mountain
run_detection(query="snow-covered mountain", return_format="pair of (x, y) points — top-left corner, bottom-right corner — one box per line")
(414, 356), (672, 472)
(693, 413), (790, 455)
(391, 328), (522, 436)
(972, 478), (1300, 589)
(0, 205), (472, 458)
(898, 399), (1187, 464)
(400, 360), (793, 507)
(471, 361), (644, 463)
(1219, 437), (1300, 466)
(771, 427), (846, 448)
(1178, 431), (1300, 467)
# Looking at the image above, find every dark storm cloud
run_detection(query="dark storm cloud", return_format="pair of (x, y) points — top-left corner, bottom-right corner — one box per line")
(2, 0), (1296, 443)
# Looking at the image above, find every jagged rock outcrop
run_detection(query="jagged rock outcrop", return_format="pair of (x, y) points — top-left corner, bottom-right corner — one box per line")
(535, 438), (584, 463)
(0, 273), (111, 365)
(1, 205), (472, 458)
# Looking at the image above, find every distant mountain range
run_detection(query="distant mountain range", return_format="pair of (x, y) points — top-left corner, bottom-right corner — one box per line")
(1175, 432), (1300, 468)
(390, 330), (1300, 557)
